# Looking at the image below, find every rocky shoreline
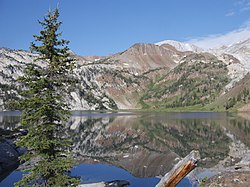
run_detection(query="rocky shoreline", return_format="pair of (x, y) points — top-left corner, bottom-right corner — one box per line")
(194, 130), (250, 186)
(0, 128), (26, 182)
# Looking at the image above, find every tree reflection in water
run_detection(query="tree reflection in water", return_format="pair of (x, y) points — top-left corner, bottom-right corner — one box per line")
(2, 111), (250, 179)
(68, 112), (233, 177)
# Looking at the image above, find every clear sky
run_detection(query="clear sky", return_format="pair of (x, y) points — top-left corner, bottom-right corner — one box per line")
(0, 0), (250, 56)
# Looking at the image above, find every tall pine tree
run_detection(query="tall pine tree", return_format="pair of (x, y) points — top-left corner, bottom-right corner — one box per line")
(15, 8), (80, 187)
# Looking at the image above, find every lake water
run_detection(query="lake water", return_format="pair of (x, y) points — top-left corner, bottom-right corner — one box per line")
(1, 111), (250, 187)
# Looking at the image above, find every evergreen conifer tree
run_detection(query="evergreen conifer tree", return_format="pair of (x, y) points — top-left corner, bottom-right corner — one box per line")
(15, 8), (80, 187)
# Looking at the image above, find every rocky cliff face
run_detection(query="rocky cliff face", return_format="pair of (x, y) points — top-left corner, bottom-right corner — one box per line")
(0, 43), (178, 110)
(0, 48), (117, 110)
(1, 37), (250, 110)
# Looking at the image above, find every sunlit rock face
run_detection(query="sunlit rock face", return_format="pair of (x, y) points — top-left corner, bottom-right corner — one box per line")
(0, 48), (118, 110)
(0, 45), (177, 110)
(1, 38), (250, 110)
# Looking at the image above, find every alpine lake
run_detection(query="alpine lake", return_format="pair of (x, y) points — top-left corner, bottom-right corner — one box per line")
(1, 111), (250, 187)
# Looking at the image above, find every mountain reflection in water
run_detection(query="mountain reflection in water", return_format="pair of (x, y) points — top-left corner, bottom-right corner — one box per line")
(1, 111), (250, 180)
(66, 111), (246, 178)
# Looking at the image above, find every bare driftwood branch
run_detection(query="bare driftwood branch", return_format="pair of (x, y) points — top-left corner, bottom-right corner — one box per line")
(155, 150), (200, 187)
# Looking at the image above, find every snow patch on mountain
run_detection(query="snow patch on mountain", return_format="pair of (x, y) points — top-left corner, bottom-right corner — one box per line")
(155, 40), (203, 53)
(187, 25), (250, 50)
(218, 38), (250, 70)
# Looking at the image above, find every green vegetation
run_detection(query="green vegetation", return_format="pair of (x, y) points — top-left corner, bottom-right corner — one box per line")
(0, 83), (20, 110)
(224, 88), (250, 110)
(140, 57), (230, 110)
(206, 73), (250, 112)
(200, 176), (208, 185)
(139, 119), (231, 167)
(15, 8), (80, 186)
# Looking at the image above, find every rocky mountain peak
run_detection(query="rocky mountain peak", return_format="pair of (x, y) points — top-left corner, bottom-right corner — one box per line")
(155, 40), (203, 53)
(222, 37), (250, 54)
(1, 36), (250, 111)
(111, 43), (186, 72)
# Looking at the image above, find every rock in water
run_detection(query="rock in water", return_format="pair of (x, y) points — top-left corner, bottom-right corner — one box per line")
(104, 180), (130, 187)
(0, 139), (20, 181)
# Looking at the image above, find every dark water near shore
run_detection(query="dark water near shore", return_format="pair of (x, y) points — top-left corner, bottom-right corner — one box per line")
(1, 111), (250, 186)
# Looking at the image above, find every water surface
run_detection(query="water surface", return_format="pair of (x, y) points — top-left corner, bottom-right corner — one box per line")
(1, 111), (250, 186)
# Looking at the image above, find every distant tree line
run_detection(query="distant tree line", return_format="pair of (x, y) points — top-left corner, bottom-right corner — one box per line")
(225, 88), (250, 110)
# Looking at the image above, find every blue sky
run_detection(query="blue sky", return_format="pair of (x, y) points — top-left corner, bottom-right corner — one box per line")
(0, 0), (250, 56)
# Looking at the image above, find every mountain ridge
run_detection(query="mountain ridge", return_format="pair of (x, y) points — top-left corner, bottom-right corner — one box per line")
(0, 37), (250, 111)
(155, 40), (203, 53)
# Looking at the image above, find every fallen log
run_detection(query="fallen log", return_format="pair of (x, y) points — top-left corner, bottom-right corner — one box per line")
(155, 150), (200, 187)
(78, 151), (199, 187)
